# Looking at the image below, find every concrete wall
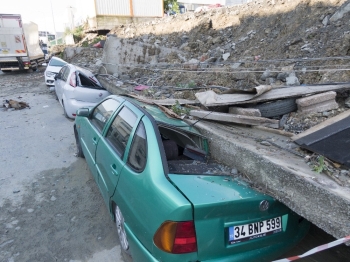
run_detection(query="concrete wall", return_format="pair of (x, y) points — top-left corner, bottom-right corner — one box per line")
(101, 35), (186, 75)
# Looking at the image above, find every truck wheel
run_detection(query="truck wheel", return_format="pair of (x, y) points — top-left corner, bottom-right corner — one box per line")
(248, 98), (297, 118)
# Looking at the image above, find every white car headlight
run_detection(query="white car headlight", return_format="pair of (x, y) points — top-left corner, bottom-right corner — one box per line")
(46, 71), (56, 77)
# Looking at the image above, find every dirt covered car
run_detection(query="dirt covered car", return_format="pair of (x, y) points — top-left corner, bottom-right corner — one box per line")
(54, 64), (110, 119)
(74, 95), (310, 262)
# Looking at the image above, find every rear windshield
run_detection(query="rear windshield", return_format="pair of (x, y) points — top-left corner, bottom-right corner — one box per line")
(77, 72), (103, 89)
(49, 58), (67, 67)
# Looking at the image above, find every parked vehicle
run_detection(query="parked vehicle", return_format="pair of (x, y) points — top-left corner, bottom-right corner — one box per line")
(0, 14), (45, 72)
(54, 64), (110, 119)
(74, 95), (310, 262)
(44, 56), (67, 86)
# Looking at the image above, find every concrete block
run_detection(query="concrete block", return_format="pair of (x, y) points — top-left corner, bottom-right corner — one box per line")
(297, 100), (339, 114)
(296, 91), (337, 107)
(229, 107), (261, 117)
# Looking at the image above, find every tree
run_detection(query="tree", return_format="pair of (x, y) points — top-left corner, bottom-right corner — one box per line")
(164, 0), (179, 13)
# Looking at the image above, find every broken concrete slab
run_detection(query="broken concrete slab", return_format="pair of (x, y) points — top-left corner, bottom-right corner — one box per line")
(229, 107), (261, 117)
(297, 100), (339, 115)
(190, 120), (350, 243)
(195, 83), (350, 107)
(296, 91), (339, 114)
(296, 91), (337, 107)
(190, 110), (279, 128)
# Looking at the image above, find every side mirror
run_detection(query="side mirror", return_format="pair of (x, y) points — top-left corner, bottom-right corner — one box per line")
(76, 108), (89, 117)
(54, 75), (59, 80)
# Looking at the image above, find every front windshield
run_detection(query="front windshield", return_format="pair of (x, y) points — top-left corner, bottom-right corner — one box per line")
(49, 58), (67, 67)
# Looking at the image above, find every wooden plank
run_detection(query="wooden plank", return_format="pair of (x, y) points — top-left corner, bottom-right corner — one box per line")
(292, 109), (350, 141)
(190, 110), (279, 128)
(195, 84), (350, 107)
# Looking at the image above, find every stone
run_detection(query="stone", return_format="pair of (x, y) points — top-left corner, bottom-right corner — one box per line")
(286, 72), (300, 86)
(184, 59), (200, 70)
(222, 53), (230, 61)
(277, 72), (289, 81)
(322, 15), (330, 26)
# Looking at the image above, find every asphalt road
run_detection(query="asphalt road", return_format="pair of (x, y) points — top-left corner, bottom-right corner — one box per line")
(0, 69), (349, 262)
(0, 69), (124, 262)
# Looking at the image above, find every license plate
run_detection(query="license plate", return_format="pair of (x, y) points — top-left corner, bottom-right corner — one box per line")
(228, 216), (282, 244)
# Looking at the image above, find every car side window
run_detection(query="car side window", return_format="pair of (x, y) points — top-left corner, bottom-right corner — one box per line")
(57, 66), (66, 79)
(91, 99), (121, 133)
(105, 106), (137, 158)
(127, 121), (147, 172)
(62, 66), (70, 81)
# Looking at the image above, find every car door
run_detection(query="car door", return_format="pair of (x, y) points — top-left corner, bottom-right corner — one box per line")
(55, 66), (66, 101)
(95, 101), (143, 209)
(79, 98), (122, 181)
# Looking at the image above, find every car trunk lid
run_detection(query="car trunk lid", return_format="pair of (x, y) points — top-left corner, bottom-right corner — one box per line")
(168, 173), (290, 261)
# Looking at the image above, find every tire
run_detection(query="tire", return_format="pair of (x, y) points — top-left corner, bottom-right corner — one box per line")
(249, 98), (297, 118)
(74, 127), (84, 158)
(115, 205), (132, 261)
(63, 101), (69, 119)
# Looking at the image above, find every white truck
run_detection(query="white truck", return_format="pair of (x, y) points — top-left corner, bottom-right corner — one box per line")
(0, 14), (45, 72)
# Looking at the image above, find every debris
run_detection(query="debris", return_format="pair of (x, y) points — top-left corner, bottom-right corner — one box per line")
(3, 99), (30, 110)
(296, 91), (339, 115)
(13, 190), (20, 193)
(134, 85), (149, 91)
(293, 110), (350, 168)
(190, 110), (279, 128)
(195, 83), (350, 107)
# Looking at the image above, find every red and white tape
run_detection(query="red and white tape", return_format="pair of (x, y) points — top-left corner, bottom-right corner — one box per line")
(273, 235), (350, 262)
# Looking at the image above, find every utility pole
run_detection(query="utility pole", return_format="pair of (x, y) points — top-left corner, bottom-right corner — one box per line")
(50, 0), (57, 45)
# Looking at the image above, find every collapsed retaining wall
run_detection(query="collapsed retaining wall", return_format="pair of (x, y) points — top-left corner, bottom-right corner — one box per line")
(193, 121), (350, 241)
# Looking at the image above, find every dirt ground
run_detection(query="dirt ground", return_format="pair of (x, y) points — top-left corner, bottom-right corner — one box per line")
(0, 68), (349, 261)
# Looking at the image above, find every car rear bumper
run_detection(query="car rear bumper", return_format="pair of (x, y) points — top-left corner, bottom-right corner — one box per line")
(124, 216), (309, 262)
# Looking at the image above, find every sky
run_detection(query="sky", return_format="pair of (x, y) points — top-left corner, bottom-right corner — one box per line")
(1, 0), (77, 33)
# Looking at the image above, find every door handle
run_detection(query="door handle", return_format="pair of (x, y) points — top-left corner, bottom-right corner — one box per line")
(92, 137), (97, 145)
(111, 164), (119, 176)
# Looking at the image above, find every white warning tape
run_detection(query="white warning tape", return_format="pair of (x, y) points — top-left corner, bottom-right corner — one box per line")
(272, 235), (350, 262)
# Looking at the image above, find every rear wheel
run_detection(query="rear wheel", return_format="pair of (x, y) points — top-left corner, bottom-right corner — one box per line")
(115, 205), (132, 261)
(74, 127), (84, 158)
(62, 101), (69, 118)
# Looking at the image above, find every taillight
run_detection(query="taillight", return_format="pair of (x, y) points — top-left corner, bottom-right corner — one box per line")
(153, 221), (197, 254)
(69, 72), (77, 87)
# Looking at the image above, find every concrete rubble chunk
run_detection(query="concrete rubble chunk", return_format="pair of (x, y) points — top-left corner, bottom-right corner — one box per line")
(296, 91), (339, 114)
(222, 52), (230, 61)
(286, 72), (300, 86)
(296, 91), (337, 107)
(229, 107), (261, 117)
(345, 97), (350, 108)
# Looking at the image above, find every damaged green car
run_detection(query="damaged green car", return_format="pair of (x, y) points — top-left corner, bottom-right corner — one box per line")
(74, 95), (309, 262)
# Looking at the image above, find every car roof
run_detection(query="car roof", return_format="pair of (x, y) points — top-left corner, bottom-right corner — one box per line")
(50, 56), (66, 63)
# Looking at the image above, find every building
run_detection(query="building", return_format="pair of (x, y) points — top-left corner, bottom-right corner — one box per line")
(75, 0), (164, 31)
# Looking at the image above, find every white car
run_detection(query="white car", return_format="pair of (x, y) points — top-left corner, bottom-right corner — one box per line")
(44, 56), (67, 86)
(54, 64), (111, 119)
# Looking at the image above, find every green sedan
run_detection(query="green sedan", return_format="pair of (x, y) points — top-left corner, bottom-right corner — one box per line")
(74, 95), (309, 262)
